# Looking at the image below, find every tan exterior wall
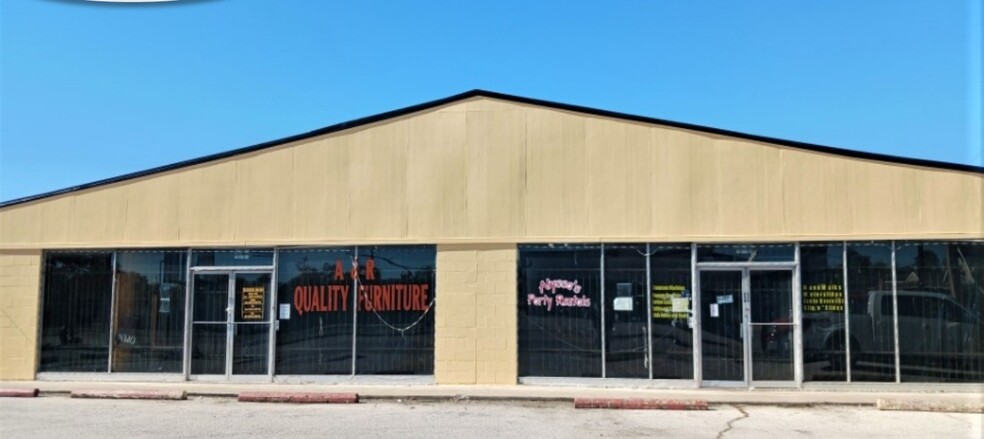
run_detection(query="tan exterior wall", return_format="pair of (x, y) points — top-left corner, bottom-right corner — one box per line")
(0, 250), (41, 380)
(435, 244), (517, 384)
(0, 95), (980, 381)
(2, 96), (981, 251)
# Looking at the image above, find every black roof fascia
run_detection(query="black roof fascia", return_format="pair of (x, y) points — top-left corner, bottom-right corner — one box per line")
(2, 89), (981, 209)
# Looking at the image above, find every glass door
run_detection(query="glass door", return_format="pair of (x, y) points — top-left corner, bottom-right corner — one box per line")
(231, 273), (272, 375)
(189, 272), (272, 379)
(698, 268), (796, 386)
(749, 270), (794, 383)
(699, 270), (745, 383)
(191, 273), (229, 376)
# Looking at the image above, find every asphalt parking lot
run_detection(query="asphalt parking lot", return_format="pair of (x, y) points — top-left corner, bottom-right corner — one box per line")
(0, 396), (980, 438)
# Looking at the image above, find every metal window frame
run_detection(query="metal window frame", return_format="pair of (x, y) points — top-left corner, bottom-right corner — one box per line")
(185, 267), (276, 382)
(693, 260), (800, 389)
(351, 246), (359, 376)
(891, 240), (901, 383)
(107, 252), (118, 373)
(224, 274), (235, 377)
(645, 243), (654, 380)
(267, 250), (279, 379)
(182, 249), (193, 379)
(190, 265), (276, 272)
(843, 241), (852, 383)
(690, 243), (700, 384)
(693, 266), (745, 387)
(793, 243), (803, 386)
(600, 243), (606, 378)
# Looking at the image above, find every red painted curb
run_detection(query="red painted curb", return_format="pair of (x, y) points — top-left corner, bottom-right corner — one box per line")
(238, 392), (359, 404)
(70, 390), (187, 400)
(0, 388), (39, 398)
(574, 398), (709, 410)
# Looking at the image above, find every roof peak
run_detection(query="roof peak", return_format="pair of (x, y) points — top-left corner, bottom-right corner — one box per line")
(2, 89), (981, 208)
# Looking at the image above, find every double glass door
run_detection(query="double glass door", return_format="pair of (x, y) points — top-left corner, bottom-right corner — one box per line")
(190, 272), (273, 379)
(698, 269), (796, 386)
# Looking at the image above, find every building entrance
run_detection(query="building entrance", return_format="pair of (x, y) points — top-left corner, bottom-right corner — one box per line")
(189, 271), (273, 380)
(697, 268), (798, 387)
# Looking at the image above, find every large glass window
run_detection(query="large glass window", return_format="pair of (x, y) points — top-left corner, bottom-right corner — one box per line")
(895, 241), (984, 383)
(649, 244), (694, 379)
(800, 243), (846, 382)
(354, 245), (436, 375)
(603, 245), (649, 378)
(518, 244), (602, 377)
(276, 245), (436, 376)
(519, 244), (694, 380)
(275, 247), (355, 375)
(39, 252), (114, 372)
(698, 244), (794, 263)
(112, 250), (188, 373)
(846, 242), (896, 382)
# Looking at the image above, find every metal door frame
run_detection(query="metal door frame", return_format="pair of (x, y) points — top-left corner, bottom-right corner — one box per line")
(694, 262), (801, 388)
(185, 267), (276, 382)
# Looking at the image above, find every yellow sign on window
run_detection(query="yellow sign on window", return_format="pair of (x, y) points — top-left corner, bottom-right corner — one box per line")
(241, 286), (265, 320)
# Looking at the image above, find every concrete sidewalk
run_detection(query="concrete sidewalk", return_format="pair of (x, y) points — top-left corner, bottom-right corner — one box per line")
(2, 380), (982, 406)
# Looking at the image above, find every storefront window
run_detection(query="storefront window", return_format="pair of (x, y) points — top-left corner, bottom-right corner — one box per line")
(275, 247), (355, 375)
(649, 245), (693, 379)
(604, 245), (648, 378)
(518, 244), (602, 377)
(895, 241), (984, 383)
(354, 245), (436, 375)
(112, 250), (187, 373)
(697, 244), (794, 263)
(846, 242), (896, 382)
(39, 252), (114, 372)
(800, 243), (846, 382)
(191, 249), (274, 267)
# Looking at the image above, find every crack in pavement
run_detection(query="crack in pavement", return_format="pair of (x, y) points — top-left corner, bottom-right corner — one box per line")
(716, 405), (750, 439)
(941, 412), (977, 428)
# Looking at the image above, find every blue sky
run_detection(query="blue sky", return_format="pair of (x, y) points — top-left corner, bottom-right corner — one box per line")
(1, 0), (981, 201)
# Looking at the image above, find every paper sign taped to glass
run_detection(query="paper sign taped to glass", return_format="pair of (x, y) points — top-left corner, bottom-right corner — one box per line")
(613, 297), (633, 311)
(671, 297), (689, 313)
(279, 303), (291, 320)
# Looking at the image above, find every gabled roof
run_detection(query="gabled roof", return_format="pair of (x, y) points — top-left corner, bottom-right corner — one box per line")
(2, 89), (981, 209)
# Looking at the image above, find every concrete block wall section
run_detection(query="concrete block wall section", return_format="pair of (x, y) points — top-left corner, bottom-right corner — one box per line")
(0, 250), (41, 380)
(435, 244), (518, 385)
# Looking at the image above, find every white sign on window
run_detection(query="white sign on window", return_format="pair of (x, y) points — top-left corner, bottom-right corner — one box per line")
(671, 297), (689, 313)
(613, 297), (633, 311)
(279, 304), (291, 320)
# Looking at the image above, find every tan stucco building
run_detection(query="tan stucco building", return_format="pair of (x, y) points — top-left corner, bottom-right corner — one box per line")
(1, 90), (982, 388)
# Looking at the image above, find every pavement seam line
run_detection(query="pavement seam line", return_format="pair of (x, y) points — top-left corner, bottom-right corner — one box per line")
(941, 412), (975, 428)
(716, 404), (749, 439)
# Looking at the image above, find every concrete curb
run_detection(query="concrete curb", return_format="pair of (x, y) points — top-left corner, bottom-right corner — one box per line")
(25, 391), (859, 407)
(238, 392), (359, 404)
(574, 398), (709, 410)
(0, 388), (39, 398)
(70, 390), (187, 401)
(876, 399), (984, 414)
(359, 394), (572, 403)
